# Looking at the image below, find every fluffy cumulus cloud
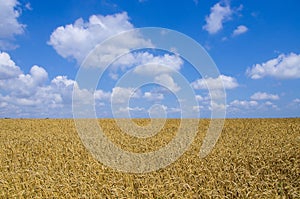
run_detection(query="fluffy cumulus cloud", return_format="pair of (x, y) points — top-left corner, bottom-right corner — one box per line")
(147, 104), (168, 117)
(117, 106), (145, 114)
(247, 53), (300, 79)
(228, 96), (281, 116)
(126, 52), (183, 96)
(195, 95), (204, 101)
(131, 52), (183, 75)
(0, 64), (49, 111)
(48, 12), (183, 82)
(287, 98), (300, 111)
(94, 90), (111, 101)
(48, 12), (152, 64)
(293, 98), (300, 103)
(0, 52), (22, 79)
(1, 74), (110, 117)
(264, 101), (278, 109)
(232, 25), (248, 36)
(0, 0), (25, 50)
(250, 92), (279, 101)
(0, 51), (183, 118)
(0, 70), (65, 116)
(111, 87), (140, 104)
(154, 74), (181, 93)
(0, 64), (48, 97)
(191, 75), (238, 90)
(209, 101), (227, 111)
(48, 11), (186, 112)
(110, 87), (147, 117)
(230, 100), (258, 108)
(143, 91), (164, 101)
(0, 52), (110, 117)
(190, 75), (237, 114)
(108, 52), (183, 79)
(203, 2), (232, 34)
(110, 86), (181, 117)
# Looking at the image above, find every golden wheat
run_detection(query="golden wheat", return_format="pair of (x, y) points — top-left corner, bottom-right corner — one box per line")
(0, 118), (299, 198)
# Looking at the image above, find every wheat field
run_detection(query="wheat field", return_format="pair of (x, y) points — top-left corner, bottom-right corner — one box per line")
(0, 118), (299, 198)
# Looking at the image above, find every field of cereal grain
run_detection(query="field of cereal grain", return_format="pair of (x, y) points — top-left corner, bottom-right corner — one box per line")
(0, 118), (299, 198)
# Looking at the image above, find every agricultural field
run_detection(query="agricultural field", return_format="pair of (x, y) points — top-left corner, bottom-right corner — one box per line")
(0, 118), (299, 198)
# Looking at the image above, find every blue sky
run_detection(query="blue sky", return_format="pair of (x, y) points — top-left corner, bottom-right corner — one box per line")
(0, 0), (300, 118)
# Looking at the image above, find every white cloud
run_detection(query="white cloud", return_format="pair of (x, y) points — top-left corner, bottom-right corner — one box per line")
(91, 50), (182, 80)
(108, 72), (119, 80)
(0, 95), (37, 107)
(232, 25), (248, 36)
(154, 74), (180, 93)
(0, 53), (110, 117)
(230, 100), (258, 109)
(168, 107), (181, 113)
(0, 0), (25, 50)
(192, 105), (204, 112)
(0, 101), (8, 108)
(250, 92), (279, 101)
(191, 75), (238, 90)
(108, 51), (183, 76)
(293, 98), (300, 103)
(48, 12), (183, 83)
(209, 101), (227, 111)
(192, 92), (225, 113)
(94, 90), (111, 101)
(148, 104), (168, 116)
(0, 73), (110, 117)
(131, 52), (183, 75)
(25, 3), (32, 10)
(264, 101), (278, 109)
(51, 75), (75, 88)
(143, 91), (164, 101)
(48, 76), (109, 108)
(0, 51), (22, 79)
(0, 73), (72, 109)
(28, 65), (48, 84)
(195, 95), (204, 101)
(111, 87), (140, 104)
(203, 2), (232, 34)
(221, 37), (228, 41)
(118, 106), (145, 113)
(49, 76), (76, 104)
(49, 12), (130, 62)
(48, 12), (152, 64)
(264, 101), (273, 106)
(0, 65), (48, 97)
(287, 98), (300, 110)
(247, 53), (300, 79)
(209, 89), (227, 99)
(114, 102), (181, 118)
(228, 99), (279, 114)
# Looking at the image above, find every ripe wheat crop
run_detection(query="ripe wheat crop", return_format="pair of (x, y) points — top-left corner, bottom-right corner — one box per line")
(0, 118), (299, 198)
